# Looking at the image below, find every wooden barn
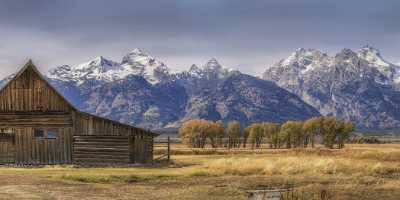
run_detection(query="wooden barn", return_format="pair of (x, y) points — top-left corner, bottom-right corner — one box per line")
(0, 61), (156, 165)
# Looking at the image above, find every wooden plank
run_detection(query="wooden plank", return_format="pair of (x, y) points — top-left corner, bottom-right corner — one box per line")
(0, 65), (73, 113)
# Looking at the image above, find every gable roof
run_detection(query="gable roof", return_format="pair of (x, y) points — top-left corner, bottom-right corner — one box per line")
(0, 60), (79, 111)
(0, 60), (156, 135)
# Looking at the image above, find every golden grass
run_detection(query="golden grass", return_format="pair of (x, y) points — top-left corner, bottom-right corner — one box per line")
(203, 156), (400, 177)
(0, 144), (398, 199)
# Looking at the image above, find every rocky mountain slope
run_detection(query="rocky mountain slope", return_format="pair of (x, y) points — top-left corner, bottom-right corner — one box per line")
(263, 46), (400, 129)
(45, 49), (320, 129)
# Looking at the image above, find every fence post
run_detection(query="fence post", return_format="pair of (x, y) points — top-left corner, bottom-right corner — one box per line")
(167, 136), (170, 163)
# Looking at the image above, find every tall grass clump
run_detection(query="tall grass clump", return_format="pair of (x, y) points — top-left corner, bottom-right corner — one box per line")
(204, 156), (400, 177)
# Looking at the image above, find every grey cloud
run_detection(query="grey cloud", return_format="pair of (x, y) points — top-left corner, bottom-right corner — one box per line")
(0, 0), (399, 78)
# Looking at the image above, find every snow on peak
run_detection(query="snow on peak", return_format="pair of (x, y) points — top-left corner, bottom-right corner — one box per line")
(357, 45), (390, 67)
(357, 45), (400, 81)
(49, 49), (172, 85)
(130, 48), (146, 55)
(189, 64), (200, 71)
(268, 46), (400, 86)
(200, 58), (235, 78)
(76, 56), (120, 71)
(182, 59), (237, 79)
(120, 49), (171, 84)
(279, 48), (329, 74)
(189, 64), (202, 75)
(203, 58), (222, 71)
(121, 48), (153, 65)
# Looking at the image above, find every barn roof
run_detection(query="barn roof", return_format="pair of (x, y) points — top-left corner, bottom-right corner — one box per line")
(0, 60), (157, 136)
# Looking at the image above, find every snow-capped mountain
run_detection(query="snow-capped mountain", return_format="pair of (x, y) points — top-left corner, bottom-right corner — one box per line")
(263, 46), (400, 129)
(357, 46), (400, 84)
(45, 53), (319, 130)
(48, 48), (173, 85)
(7, 46), (400, 130)
(120, 48), (173, 84)
(180, 58), (236, 79)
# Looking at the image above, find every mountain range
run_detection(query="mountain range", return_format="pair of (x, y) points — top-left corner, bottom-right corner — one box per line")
(46, 48), (319, 130)
(1, 46), (399, 131)
(263, 46), (400, 129)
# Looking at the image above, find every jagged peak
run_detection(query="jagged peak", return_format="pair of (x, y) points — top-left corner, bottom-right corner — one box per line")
(75, 56), (119, 70)
(53, 65), (72, 71)
(189, 64), (200, 71)
(360, 45), (380, 53)
(121, 48), (163, 67)
(203, 58), (222, 70)
(336, 48), (358, 58)
(294, 47), (321, 54)
(279, 48), (327, 67)
(128, 48), (148, 56)
(357, 45), (394, 69)
(358, 45), (382, 58)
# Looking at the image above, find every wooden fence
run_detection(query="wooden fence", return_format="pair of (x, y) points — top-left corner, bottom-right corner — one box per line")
(153, 137), (171, 163)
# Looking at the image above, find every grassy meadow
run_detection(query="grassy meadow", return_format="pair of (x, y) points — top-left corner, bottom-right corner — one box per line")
(0, 144), (399, 199)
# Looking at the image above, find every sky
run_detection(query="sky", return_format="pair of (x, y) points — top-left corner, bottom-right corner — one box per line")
(0, 0), (399, 79)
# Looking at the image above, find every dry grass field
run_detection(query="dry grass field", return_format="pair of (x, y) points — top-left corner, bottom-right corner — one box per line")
(0, 144), (399, 200)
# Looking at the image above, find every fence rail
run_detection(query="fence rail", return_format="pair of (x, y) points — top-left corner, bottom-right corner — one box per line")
(153, 137), (170, 163)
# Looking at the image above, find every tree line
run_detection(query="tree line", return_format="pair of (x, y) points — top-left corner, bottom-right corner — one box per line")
(179, 117), (354, 149)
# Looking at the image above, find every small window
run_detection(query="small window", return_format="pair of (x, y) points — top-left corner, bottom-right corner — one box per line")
(34, 129), (45, 139)
(47, 129), (58, 139)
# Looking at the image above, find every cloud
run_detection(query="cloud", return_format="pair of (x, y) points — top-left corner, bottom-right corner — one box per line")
(0, 0), (399, 78)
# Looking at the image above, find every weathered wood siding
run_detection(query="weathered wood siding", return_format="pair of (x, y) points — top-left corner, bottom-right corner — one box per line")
(73, 135), (130, 164)
(0, 66), (72, 112)
(130, 135), (154, 164)
(0, 114), (72, 127)
(74, 112), (139, 136)
(0, 132), (15, 163)
(73, 112), (154, 164)
(14, 128), (73, 165)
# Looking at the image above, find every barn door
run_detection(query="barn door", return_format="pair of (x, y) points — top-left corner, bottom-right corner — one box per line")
(0, 129), (15, 164)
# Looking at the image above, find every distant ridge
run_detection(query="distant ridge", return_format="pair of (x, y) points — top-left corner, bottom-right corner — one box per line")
(263, 46), (400, 129)
(3, 46), (400, 130)
(45, 49), (320, 129)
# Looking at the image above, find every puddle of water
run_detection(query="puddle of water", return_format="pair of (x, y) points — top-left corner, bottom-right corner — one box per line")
(247, 189), (289, 200)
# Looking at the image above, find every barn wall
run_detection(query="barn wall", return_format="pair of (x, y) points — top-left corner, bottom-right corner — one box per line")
(74, 112), (135, 136)
(0, 132), (15, 164)
(14, 127), (73, 165)
(0, 67), (72, 113)
(0, 114), (72, 127)
(72, 135), (130, 164)
(73, 112), (154, 164)
(130, 134), (154, 164)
